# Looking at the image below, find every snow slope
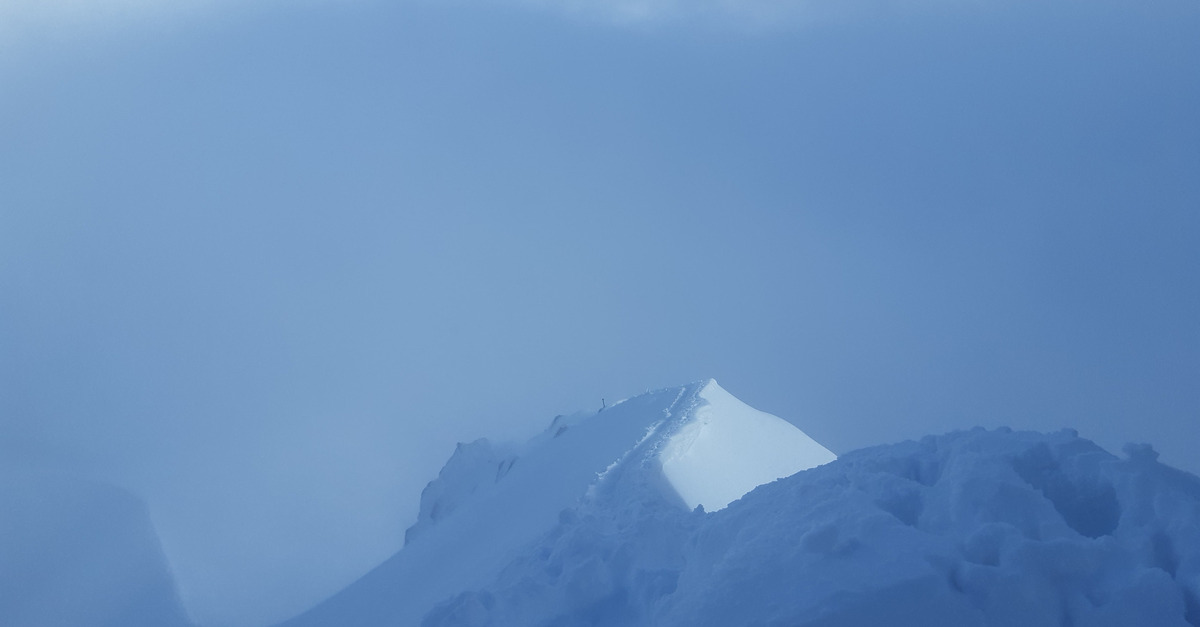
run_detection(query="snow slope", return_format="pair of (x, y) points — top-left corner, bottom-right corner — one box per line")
(281, 381), (1200, 627)
(426, 428), (1200, 627)
(0, 470), (194, 627)
(659, 380), (835, 511)
(277, 379), (834, 627)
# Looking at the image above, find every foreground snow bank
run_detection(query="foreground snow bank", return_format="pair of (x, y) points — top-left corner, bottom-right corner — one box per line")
(426, 428), (1200, 627)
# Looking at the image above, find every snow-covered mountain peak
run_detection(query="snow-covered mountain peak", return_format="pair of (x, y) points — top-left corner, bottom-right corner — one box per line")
(405, 379), (832, 545)
(656, 379), (836, 511)
(279, 380), (835, 627)
(280, 384), (1200, 627)
(582, 378), (836, 512)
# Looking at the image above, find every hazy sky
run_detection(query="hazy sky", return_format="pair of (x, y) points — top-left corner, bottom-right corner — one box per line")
(2, 0), (1198, 626)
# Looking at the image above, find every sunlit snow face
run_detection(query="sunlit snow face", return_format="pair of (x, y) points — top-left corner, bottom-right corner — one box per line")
(657, 381), (835, 511)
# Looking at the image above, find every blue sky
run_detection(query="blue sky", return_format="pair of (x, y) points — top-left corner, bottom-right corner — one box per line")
(2, 1), (1199, 625)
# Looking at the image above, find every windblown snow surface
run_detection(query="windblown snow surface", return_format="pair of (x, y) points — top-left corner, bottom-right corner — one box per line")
(281, 380), (1200, 627)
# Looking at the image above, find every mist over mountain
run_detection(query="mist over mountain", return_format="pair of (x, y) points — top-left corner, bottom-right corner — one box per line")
(4, 0), (1197, 622)
(3, 382), (1198, 626)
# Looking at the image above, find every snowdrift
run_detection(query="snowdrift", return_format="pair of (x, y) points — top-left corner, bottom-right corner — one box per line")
(427, 429), (1200, 627)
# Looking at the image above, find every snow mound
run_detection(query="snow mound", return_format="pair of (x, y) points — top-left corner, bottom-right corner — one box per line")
(0, 470), (194, 627)
(424, 427), (1200, 627)
(277, 379), (834, 627)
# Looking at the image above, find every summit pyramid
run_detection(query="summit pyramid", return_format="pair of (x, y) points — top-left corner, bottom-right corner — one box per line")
(278, 380), (834, 627)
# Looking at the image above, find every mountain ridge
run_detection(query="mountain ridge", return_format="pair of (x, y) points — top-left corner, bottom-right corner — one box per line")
(277, 382), (1200, 627)
(277, 379), (835, 627)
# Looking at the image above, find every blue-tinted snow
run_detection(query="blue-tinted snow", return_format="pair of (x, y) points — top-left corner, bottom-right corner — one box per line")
(277, 384), (708, 627)
(278, 380), (833, 627)
(425, 429), (1200, 627)
(279, 383), (1200, 627)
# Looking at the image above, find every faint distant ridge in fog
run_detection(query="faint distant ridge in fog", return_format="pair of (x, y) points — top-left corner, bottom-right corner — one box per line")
(0, 471), (194, 627)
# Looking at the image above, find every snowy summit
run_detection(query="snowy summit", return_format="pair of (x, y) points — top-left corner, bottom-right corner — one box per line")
(279, 381), (1200, 627)
(657, 380), (836, 511)
(278, 379), (835, 627)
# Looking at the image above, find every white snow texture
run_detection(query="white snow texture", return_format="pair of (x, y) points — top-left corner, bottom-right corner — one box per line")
(281, 380), (1200, 627)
